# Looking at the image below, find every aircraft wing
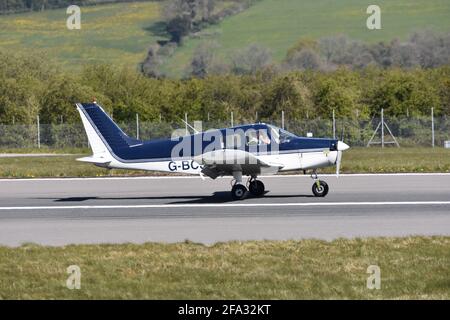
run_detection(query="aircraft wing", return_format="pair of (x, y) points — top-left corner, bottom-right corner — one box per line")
(194, 150), (284, 179)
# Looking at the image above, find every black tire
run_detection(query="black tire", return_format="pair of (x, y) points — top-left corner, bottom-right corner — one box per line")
(231, 184), (247, 200)
(249, 180), (265, 197)
(312, 180), (329, 197)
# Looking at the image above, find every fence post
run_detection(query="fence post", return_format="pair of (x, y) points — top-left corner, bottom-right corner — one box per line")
(332, 109), (336, 139)
(255, 111), (258, 122)
(281, 110), (285, 130)
(431, 107), (435, 148)
(136, 113), (140, 140)
(231, 112), (234, 127)
(381, 108), (384, 148)
(37, 115), (40, 149)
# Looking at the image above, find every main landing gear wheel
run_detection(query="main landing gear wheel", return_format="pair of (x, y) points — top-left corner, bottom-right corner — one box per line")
(249, 180), (265, 197)
(231, 184), (247, 200)
(312, 180), (329, 197)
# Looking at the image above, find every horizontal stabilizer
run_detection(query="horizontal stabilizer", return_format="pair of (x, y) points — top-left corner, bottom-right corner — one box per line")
(76, 156), (111, 164)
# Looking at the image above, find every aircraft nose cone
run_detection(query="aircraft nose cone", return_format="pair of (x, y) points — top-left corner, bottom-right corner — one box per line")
(337, 141), (350, 151)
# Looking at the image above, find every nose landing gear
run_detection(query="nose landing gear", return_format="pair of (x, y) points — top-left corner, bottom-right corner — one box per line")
(312, 180), (329, 197)
(311, 171), (329, 197)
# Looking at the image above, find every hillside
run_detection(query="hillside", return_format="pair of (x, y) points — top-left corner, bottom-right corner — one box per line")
(160, 0), (450, 77)
(0, 0), (148, 14)
(1, 0), (450, 76)
(0, 1), (164, 69)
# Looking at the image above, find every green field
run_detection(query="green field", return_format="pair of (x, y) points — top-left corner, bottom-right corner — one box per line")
(1, 0), (450, 76)
(0, 2), (164, 70)
(161, 0), (450, 77)
(0, 147), (449, 178)
(0, 237), (448, 299)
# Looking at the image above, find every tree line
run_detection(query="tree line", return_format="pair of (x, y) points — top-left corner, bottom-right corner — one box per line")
(1, 50), (449, 126)
(161, 0), (259, 43)
(284, 31), (450, 71)
(141, 0), (261, 77)
(182, 31), (450, 79)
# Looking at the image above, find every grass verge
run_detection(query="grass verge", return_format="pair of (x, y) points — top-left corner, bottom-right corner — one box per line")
(0, 147), (448, 178)
(323, 147), (450, 174)
(0, 147), (89, 155)
(0, 237), (448, 299)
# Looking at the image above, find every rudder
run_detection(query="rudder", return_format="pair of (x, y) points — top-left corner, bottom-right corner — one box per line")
(76, 102), (141, 163)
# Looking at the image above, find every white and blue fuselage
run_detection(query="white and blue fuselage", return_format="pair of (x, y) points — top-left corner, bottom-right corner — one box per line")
(76, 102), (349, 199)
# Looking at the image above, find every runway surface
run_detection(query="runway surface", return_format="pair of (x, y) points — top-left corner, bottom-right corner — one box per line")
(0, 174), (449, 246)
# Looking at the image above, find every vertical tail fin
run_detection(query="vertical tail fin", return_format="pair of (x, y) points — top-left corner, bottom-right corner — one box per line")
(76, 102), (140, 163)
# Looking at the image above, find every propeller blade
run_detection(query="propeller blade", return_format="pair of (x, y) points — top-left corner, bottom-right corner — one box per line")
(335, 141), (349, 178)
(336, 150), (342, 178)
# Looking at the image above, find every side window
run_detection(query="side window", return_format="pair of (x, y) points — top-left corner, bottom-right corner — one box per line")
(258, 129), (271, 145)
(246, 130), (258, 146)
(269, 126), (280, 144)
(245, 129), (271, 146)
(226, 132), (243, 149)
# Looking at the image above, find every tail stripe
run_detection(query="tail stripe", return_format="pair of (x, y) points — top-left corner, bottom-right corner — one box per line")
(78, 103), (140, 152)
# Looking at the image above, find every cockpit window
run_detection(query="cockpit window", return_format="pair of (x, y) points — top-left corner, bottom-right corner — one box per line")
(245, 129), (271, 146)
(268, 125), (297, 144)
(279, 129), (296, 143)
(258, 129), (271, 145)
(269, 126), (280, 144)
(227, 132), (243, 149)
(246, 130), (258, 146)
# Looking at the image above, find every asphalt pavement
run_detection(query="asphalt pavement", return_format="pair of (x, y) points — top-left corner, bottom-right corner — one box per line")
(0, 174), (449, 246)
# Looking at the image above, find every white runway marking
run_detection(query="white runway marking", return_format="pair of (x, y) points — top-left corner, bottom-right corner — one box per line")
(1, 201), (449, 210)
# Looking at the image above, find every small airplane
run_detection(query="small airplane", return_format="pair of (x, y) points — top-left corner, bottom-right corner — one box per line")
(76, 102), (350, 200)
